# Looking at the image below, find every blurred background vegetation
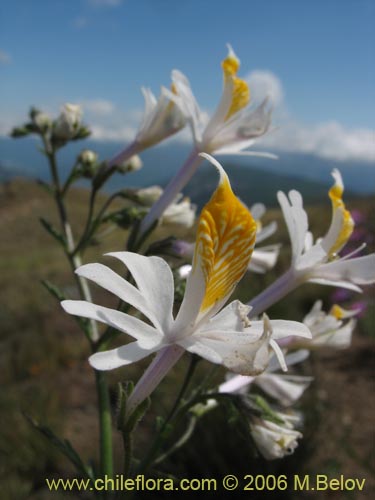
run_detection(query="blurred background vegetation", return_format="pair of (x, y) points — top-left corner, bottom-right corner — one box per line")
(0, 177), (374, 499)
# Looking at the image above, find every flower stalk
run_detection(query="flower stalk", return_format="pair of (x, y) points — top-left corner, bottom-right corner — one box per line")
(126, 345), (185, 419)
(138, 147), (201, 238)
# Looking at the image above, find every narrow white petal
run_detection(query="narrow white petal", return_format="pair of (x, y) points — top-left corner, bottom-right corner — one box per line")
(106, 252), (175, 330)
(256, 222), (278, 244)
(277, 190), (308, 265)
(61, 300), (162, 347)
(313, 254), (375, 285)
(249, 246), (280, 274)
(267, 320), (311, 340)
(76, 262), (166, 330)
(307, 278), (362, 292)
(254, 373), (312, 406)
(89, 341), (160, 371)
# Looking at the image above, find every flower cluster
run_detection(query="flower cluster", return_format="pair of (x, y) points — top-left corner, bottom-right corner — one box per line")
(12, 44), (375, 476)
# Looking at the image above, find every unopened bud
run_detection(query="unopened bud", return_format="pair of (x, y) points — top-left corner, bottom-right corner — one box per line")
(135, 186), (163, 206)
(116, 155), (143, 173)
(53, 103), (83, 140)
(77, 149), (99, 178)
(31, 109), (52, 132)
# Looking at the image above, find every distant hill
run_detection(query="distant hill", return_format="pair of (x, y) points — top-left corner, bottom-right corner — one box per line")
(183, 161), (329, 208)
(1, 137), (374, 203)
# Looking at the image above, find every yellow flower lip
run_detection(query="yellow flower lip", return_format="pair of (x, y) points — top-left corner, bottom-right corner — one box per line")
(330, 304), (345, 320)
(195, 153), (257, 313)
(221, 45), (250, 121)
(328, 169), (354, 256)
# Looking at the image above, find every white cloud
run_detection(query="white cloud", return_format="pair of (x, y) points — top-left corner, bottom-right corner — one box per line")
(0, 49), (11, 65)
(261, 120), (375, 163)
(90, 124), (136, 142)
(241, 69), (374, 163)
(87, 0), (123, 6)
(81, 99), (115, 115)
(245, 70), (284, 107)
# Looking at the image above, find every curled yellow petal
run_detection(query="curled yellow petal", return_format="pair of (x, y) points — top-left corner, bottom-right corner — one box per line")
(194, 156), (257, 313)
(328, 169), (354, 256)
(221, 45), (250, 121)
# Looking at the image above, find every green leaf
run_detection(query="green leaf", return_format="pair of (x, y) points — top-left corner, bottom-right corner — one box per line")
(23, 413), (95, 480)
(39, 217), (66, 247)
(41, 280), (91, 335)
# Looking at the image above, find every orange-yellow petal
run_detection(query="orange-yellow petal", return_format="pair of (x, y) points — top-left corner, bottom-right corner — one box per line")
(328, 170), (354, 256)
(221, 46), (250, 121)
(194, 157), (257, 313)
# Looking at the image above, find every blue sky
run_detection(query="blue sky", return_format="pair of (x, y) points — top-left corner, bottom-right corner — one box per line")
(1, 0), (374, 161)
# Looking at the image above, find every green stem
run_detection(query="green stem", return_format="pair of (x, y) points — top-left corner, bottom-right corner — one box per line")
(95, 370), (114, 479)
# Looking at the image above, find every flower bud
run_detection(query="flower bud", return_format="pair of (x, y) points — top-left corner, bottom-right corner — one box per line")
(30, 108), (52, 132)
(135, 186), (163, 206)
(116, 155), (143, 173)
(77, 149), (99, 178)
(53, 103), (83, 140)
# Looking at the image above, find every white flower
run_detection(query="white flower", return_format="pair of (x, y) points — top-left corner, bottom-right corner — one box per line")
(250, 411), (302, 460)
(278, 169), (375, 291)
(167, 45), (273, 157)
(300, 300), (357, 349)
(62, 160), (310, 414)
(135, 187), (196, 230)
(135, 86), (186, 149)
(54, 103), (83, 140)
(219, 350), (312, 407)
(107, 86), (187, 169)
(161, 196), (196, 230)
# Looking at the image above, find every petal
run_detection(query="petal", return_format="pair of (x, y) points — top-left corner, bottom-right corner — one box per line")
(277, 190), (308, 265)
(61, 300), (162, 347)
(249, 245), (280, 274)
(175, 156), (256, 328)
(311, 254), (375, 286)
(254, 373), (313, 406)
(171, 69), (202, 143)
(322, 169), (354, 256)
(307, 278), (362, 292)
(199, 300), (251, 333)
(265, 320), (312, 340)
(180, 326), (271, 375)
(76, 262), (167, 331)
(106, 252), (175, 331)
(267, 349), (310, 372)
(256, 222), (278, 244)
(89, 341), (160, 371)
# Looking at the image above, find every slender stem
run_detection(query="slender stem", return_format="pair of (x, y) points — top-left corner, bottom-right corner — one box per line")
(126, 345), (185, 419)
(95, 370), (114, 480)
(138, 148), (201, 238)
(248, 268), (298, 318)
(42, 136), (112, 479)
(72, 188), (98, 256)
